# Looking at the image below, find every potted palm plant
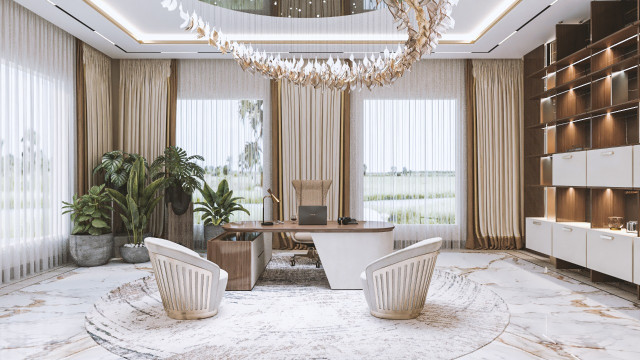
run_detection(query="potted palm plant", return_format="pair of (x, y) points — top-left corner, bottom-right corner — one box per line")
(195, 179), (250, 241)
(61, 185), (113, 267)
(151, 146), (205, 215)
(107, 157), (165, 263)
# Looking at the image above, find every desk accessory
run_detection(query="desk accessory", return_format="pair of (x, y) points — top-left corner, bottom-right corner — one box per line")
(262, 189), (280, 226)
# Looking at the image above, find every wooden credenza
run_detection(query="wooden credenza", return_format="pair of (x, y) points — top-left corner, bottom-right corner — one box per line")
(207, 232), (271, 291)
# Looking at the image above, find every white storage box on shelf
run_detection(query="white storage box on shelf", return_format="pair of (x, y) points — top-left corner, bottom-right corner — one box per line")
(552, 222), (589, 267)
(526, 218), (553, 255)
(586, 146), (633, 188)
(552, 151), (587, 187)
(586, 229), (634, 282)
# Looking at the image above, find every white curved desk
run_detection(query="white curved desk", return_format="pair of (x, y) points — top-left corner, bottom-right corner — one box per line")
(223, 221), (395, 289)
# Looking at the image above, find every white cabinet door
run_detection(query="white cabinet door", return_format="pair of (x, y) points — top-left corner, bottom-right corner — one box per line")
(587, 146), (633, 188)
(552, 224), (587, 267)
(634, 146), (640, 188)
(552, 151), (587, 187)
(526, 218), (553, 255)
(586, 230), (633, 282)
(634, 238), (640, 284)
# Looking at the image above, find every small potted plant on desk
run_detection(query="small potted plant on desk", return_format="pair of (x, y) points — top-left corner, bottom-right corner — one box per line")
(61, 185), (113, 267)
(195, 179), (250, 241)
(107, 158), (165, 263)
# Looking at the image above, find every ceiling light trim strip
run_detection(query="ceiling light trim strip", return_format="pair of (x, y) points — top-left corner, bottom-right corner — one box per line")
(81, 0), (521, 45)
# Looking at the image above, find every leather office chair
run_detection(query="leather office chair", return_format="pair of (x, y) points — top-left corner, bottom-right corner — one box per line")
(290, 179), (332, 268)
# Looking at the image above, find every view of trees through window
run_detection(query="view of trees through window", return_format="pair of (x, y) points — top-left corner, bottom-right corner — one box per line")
(177, 99), (264, 223)
(362, 99), (457, 225)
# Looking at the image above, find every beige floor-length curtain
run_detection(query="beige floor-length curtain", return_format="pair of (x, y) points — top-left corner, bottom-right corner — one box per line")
(118, 59), (171, 237)
(468, 59), (523, 249)
(80, 43), (112, 192)
(280, 80), (342, 223)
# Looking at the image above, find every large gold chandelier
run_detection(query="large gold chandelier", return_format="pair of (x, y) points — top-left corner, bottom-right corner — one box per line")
(161, 0), (458, 90)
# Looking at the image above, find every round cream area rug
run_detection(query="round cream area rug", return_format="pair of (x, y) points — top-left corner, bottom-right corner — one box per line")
(86, 254), (509, 359)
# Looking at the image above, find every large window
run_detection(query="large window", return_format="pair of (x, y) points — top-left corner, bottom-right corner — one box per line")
(176, 99), (264, 224)
(362, 99), (457, 225)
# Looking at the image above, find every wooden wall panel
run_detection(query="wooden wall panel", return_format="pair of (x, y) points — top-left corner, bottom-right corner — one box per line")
(592, 113), (628, 149)
(591, 1), (636, 43)
(556, 23), (591, 60)
(523, 46), (546, 219)
(591, 188), (626, 228)
(557, 187), (588, 222)
(557, 121), (590, 153)
(592, 77), (612, 109)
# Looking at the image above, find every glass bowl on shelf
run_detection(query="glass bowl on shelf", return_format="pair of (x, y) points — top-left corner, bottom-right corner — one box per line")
(607, 216), (624, 231)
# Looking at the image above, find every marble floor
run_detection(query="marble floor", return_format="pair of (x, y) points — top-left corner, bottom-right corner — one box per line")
(1, 251), (639, 360)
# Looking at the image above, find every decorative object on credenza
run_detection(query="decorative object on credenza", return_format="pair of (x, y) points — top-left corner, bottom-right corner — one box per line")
(262, 188), (280, 226)
(160, 0), (457, 91)
(626, 221), (637, 233)
(195, 179), (250, 241)
(61, 184), (113, 267)
(107, 158), (165, 263)
(608, 216), (624, 231)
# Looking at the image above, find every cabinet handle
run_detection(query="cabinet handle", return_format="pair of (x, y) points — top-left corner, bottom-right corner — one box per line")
(562, 227), (573, 232)
(600, 151), (614, 156)
(561, 155), (573, 159)
(599, 235), (614, 240)
(532, 221), (542, 225)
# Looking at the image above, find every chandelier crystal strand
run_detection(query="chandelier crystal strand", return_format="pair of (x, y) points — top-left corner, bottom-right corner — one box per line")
(160, 0), (457, 90)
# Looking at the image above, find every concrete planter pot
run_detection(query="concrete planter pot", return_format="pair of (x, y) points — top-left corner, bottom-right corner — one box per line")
(204, 225), (225, 242)
(69, 233), (113, 267)
(115, 232), (152, 263)
(120, 244), (150, 263)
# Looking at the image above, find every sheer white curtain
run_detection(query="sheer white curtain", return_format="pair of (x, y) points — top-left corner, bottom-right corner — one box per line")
(351, 60), (466, 249)
(177, 60), (271, 245)
(0, 0), (75, 283)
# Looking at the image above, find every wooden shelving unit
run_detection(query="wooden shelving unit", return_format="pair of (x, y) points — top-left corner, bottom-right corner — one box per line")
(523, 0), (640, 297)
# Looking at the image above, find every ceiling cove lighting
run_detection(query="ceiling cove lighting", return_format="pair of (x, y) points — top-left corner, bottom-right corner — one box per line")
(94, 31), (115, 45)
(83, 0), (520, 45)
(499, 30), (517, 45)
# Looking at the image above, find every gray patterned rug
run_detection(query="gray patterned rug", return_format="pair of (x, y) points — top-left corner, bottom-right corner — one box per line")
(86, 253), (509, 359)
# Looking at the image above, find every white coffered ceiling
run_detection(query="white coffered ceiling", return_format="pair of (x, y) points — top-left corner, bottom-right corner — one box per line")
(16, 0), (593, 59)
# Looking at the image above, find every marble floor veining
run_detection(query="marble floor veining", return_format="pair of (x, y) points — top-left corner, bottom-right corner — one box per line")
(1, 251), (639, 359)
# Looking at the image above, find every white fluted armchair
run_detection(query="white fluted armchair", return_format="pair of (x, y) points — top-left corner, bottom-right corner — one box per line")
(360, 237), (442, 320)
(145, 237), (228, 320)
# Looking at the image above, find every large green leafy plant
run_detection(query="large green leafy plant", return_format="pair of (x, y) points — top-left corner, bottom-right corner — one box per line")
(61, 185), (112, 236)
(194, 180), (250, 226)
(151, 146), (205, 195)
(107, 158), (165, 245)
(93, 151), (147, 192)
